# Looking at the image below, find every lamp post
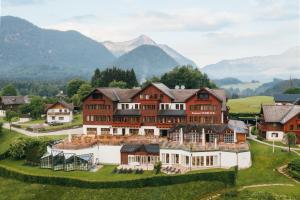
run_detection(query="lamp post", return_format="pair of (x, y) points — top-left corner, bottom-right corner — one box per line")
(189, 143), (193, 171)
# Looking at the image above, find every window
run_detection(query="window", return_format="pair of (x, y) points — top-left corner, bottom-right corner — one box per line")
(197, 92), (209, 99)
(135, 104), (139, 109)
(92, 93), (103, 99)
(180, 104), (184, 110)
(166, 153), (169, 164)
(129, 129), (139, 135)
(113, 128), (118, 135)
(87, 128), (97, 135)
(290, 125), (294, 130)
(176, 104), (179, 110)
(143, 116), (156, 123)
(59, 117), (64, 121)
(209, 134), (219, 143)
(51, 116), (55, 120)
(224, 133), (234, 143)
(271, 132), (278, 138)
(101, 128), (110, 135)
(140, 94), (144, 99)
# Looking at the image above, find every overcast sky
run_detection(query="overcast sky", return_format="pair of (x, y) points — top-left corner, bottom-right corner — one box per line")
(1, 0), (299, 67)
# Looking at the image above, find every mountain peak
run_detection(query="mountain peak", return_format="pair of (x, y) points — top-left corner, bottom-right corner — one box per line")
(135, 34), (156, 45)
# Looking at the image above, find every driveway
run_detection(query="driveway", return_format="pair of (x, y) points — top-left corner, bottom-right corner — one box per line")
(3, 123), (82, 137)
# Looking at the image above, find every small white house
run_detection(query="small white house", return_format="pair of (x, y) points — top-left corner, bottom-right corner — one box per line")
(46, 101), (74, 124)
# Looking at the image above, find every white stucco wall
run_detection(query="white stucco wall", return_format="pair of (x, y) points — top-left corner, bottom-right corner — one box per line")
(0, 110), (6, 117)
(53, 145), (122, 164)
(83, 125), (160, 136)
(266, 131), (284, 141)
(160, 149), (251, 169)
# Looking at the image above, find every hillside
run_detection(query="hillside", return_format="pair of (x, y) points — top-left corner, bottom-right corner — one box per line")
(227, 96), (274, 114)
(0, 16), (115, 79)
(213, 77), (243, 87)
(110, 45), (179, 80)
(202, 47), (300, 82)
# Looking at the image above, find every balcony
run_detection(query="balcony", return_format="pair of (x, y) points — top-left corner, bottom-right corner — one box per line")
(160, 141), (249, 152)
(112, 122), (141, 127)
(47, 112), (70, 115)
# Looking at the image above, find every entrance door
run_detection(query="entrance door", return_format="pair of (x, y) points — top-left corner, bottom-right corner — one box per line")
(122, 128), (126, 136)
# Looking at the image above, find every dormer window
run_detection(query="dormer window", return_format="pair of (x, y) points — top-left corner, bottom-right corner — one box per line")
(197, 92), (209, 100)
(92, 93), (103, 99)
(140, 94), (144, 99)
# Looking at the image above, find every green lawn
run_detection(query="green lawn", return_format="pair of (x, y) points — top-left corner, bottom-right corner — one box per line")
(0, 128), (65, 154)
(227, 96), (274, 114)
(18, 113), (83, 132)
(0, 160), (159, 182)
(237, 140), (298, 186)
(0, 177), (225, 200)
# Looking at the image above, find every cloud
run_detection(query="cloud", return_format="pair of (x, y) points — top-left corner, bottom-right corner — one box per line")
(130, 9), (241, 32)
(252, 0), (299, 21)
(2, 0), (44, 7)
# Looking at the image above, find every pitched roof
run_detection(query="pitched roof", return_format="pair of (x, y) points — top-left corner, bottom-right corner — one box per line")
(228, 120), (248, 134)
(169, 124), (228, 134)
(95, 88), (140, 102)
(120, 144), (159, 154)
(274, 94), (300, 103)
(261, 105), (300, 124)
(170, 89), (198, 102)
(280, 106), (300, 124)
(46, 100), (74, 111)
(151, 83), (175, 99)
(0, 96), (29, 105)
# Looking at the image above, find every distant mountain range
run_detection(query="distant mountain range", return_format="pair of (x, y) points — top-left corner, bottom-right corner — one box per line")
(202, 47), (300, 82)
(0, 16), (196, 80)
(103, 35), (196, 67)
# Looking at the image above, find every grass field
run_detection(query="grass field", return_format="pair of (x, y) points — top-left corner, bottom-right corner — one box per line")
(227, 96), (274, 113)
(19, 113), (83, 132)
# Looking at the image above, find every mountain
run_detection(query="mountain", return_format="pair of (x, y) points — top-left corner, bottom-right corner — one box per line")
(0, 16), (115, 79)
(258, 79), (300, 95)
(103, 35), (196, 66)
(110, 45), (179, 80)
(213, 77), (243, 87)
(202, 47), (300, 82)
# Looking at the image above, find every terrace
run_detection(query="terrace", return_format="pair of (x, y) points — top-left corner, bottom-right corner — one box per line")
(160, 141), (250, 152)
(54, 134), (168, 149)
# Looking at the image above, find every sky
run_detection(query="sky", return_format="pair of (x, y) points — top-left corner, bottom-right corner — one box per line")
(0, 0), (299, 67)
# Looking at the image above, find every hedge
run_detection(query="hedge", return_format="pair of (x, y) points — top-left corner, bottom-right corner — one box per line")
(0, 164), (236, 189)
(287, 158), (300, 180)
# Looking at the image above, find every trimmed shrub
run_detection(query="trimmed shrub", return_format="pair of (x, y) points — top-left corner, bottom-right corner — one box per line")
(154, 161), (162, 174)
(287, 158), (300, 180)
(0, 164), (236, 189)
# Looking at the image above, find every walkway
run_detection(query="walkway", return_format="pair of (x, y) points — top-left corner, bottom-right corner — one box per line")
(3, 123), (82, 137)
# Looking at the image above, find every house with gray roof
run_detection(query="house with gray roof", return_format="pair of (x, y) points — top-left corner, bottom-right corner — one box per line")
(260, 104), (300, 143)
(0, 95), (30, 117)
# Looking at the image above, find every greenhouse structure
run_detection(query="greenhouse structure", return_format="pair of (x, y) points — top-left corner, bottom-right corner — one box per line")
(40, 150), (93, 171)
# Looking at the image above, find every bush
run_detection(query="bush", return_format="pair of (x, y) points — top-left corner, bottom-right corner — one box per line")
(0, 165), (236, 189)
(257, 135), (264, 141)
(0, 122), (3, 134)
(112, 167), (117, 174)
(153, 161), (162, 174)
(8, 137), (52, 164)
(287, 158), (300, 180)
(223, 189), (238, 198)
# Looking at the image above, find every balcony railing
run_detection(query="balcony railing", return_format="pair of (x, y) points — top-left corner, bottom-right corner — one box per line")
(112, 122), (141, 127)
(47, 112), (70, 115)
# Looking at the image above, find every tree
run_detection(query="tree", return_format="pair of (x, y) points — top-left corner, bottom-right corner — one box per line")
(19, 96), (45, 120)
(1, 84), (17, 96)
(160, 66), (216, 89)
(141, 76), (161, 87)
(108, 80), (127, 88)
(66, 79), (86, 97)
(91, 69), (102, 87)
(77, 83), (93, 101)
(284, 87), (300, 94)
(153, 161), (162, 174)
(71, 93), (81, 107)
(5, 110), (18, 132)
(284, 132), (297, 152)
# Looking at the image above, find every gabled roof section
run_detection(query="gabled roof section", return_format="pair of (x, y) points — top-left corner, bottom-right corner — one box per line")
(228, 120), (248, 134)
(120, 144), (159, 154)
(46, 100), (74, 111)
(274, 94), (300, 103)
(280, 105), (300, 124)
(0, 96), (29, 105)
(91, 88), (141, 102)
(262, 105), (293, 123)
(170, 89), (198, 102)
(131, 82), (174, 100)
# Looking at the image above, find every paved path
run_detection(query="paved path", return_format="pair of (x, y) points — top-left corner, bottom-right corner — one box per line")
(248, 134), (300, 151)
(3, 123), (82, 137)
